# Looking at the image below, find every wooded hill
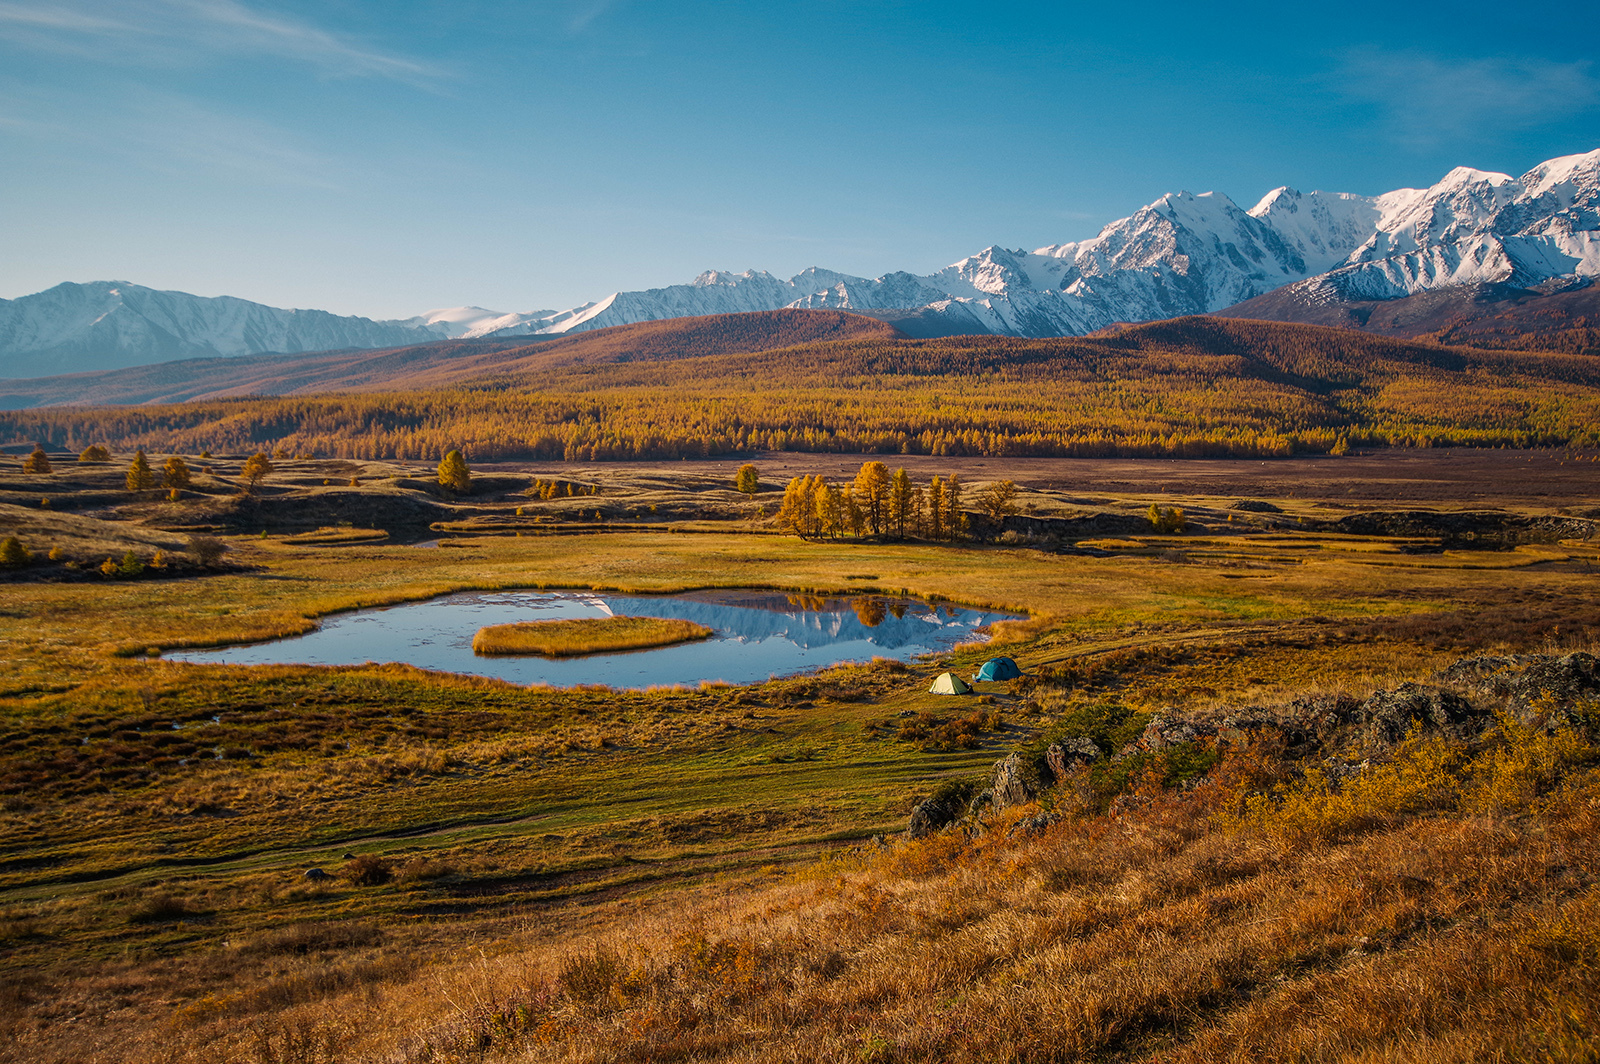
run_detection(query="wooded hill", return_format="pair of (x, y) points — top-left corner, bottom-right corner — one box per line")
(4, 315), (1600, 461)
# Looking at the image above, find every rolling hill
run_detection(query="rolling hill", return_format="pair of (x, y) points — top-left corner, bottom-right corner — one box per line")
(0, 309), (903, 409)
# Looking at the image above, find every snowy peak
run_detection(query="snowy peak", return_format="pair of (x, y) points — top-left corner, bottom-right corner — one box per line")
(0, 281), (448, 375)
(7, 147), (1599, 375)
(400, 306), (556, 339)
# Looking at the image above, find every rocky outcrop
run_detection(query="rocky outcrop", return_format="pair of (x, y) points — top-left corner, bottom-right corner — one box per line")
(907, 654), (1595, 838)
(1438, 652), (1600, 710)
(907, 782), (975, 839)
(1351, 682), (1486, 751)
(1323, 510), (1600, 549)
(1046, 737), (1100, 783)
(987, 753), (1035, 810)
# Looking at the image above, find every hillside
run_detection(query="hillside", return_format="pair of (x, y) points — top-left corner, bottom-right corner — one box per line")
(0, 309), (902, 409)
(4, 316), (1600, 461)
(1217, 279), (1600, 355)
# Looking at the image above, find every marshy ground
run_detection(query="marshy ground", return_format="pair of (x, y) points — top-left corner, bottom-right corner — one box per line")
(0, 447), (1597, 1062)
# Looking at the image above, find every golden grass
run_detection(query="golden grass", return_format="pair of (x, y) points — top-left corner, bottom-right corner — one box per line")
(5, 501), (1600, 1063)
(472, 615), (714, 657)
(16, 677), (1589, 1064)
(279, 526), (390, 545)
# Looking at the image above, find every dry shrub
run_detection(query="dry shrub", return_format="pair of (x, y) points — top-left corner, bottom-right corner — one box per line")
(342, 856), (392, 887)
(126, 893), (192, 924)
(396, 857), (454, 883)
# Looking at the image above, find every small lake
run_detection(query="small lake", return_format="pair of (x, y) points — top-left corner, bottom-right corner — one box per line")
(168, 589), (1023, 689)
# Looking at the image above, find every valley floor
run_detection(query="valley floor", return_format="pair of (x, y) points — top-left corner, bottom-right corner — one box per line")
(0, 450), (1597, 1062)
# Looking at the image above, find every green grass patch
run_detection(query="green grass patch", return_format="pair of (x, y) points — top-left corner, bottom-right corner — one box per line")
(471, 615), (714, 657)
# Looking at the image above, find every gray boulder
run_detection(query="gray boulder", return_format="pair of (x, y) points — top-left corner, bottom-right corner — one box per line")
(1354, 682), (1484, 748)
(1046, 737), (1100, 784)
(1124, 715), (1200, 756)
(908, 783), (974, 838)
(988, 752), (1036, 811)
(302, 867), (331, 881)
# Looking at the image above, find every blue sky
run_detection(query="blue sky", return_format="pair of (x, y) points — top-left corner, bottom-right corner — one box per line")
(2, 0), (1598, 319)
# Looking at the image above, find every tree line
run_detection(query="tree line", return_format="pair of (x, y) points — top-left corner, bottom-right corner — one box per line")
(6, 317), (1600, 460)
(774, 462), (1023, 541)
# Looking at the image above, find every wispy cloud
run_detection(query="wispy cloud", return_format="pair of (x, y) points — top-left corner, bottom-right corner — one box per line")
(1332, 47), (1600, 148)
(0, 0), (440, 81)
(566, 0), (618, 34)
(0, 86), (346, 188)
(129, 93), (346, 187)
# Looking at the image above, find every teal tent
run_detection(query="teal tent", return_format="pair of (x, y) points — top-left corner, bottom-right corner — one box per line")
(974, 656), (1021, 682)
(928, 671), (973, 695)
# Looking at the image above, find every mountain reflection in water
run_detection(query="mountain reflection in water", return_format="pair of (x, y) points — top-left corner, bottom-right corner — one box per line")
(168, 589), (1023, 689)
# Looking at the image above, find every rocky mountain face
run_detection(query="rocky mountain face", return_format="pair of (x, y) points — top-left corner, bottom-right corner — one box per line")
(5, 149), (1596, 375)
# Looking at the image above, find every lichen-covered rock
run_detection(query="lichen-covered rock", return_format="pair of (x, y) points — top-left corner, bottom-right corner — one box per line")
(988, 752), (1036, 811)
(1046, 737), (1100, 783)
(1009, 810), (1059, 837)
(1506, 653), (1600, 708)
(1282, 693), (1362, 746)
(1354, 682), (1485, 748)
(1125, 715), (1200, 756)
(907, 782), (975, 838)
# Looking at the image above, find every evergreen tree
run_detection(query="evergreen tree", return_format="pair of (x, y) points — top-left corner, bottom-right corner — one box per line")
(437, 449), (472, 493)
(944, 474), (965, 539)
(126, 449), (155, 492)
(78, 445), (110, 463)
(23, 447), (52, 475)
(0, 536), (30, 568)
(978, 479), (1020, 525)
(852, 460), (891, 536)
(162, 455), (191, 490)
(240, 453), (272, 493)
(927, 476), (945, 539)
(816, 481), (845, 538)
(888, 467), (915, 539)
(735, 463), (760, 495)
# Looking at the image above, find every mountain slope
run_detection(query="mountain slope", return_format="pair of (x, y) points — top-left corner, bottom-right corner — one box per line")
(1217, 277), (1600, 354)
(0, 309), (902, 408)
(0, 282), (471, 375)
(443, 147), (1600, 341)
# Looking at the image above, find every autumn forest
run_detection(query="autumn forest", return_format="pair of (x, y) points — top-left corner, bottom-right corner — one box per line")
(6, 317), (1600, 463)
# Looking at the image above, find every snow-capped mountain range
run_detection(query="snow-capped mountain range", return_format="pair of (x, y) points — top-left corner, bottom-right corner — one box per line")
(4, 149), (1596, 375)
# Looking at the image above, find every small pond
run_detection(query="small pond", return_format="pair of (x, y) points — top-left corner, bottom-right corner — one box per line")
(168, 589), (1024, 689)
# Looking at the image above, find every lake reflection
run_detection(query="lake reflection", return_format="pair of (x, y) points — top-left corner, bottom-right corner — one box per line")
(168, 589), (1022, 689)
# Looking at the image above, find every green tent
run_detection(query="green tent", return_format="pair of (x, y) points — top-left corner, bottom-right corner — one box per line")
(928, 671), (973, 695)
(974, 656), (1021, 682)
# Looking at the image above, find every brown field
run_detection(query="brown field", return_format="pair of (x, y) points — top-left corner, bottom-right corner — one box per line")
(478, 446), (1600, 510)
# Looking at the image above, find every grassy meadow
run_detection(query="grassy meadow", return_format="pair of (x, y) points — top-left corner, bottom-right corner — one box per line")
(0, 448), (1598, 1062)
